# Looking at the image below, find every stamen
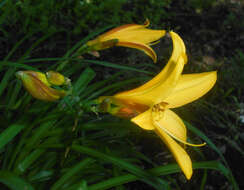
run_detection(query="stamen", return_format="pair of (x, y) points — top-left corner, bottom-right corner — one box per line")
(149, 40), (161, 46)
(154, 120), (206, 147)
(151, 102), (168, 121)
(151, 103), (206, 147)
(143, 18), (150, 27)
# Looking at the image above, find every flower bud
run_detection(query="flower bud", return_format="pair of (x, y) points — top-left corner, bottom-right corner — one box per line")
(46, 70), (71, 86)
(16, 71), (67, 101)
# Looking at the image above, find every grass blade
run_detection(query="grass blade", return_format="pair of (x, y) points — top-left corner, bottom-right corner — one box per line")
(0, 68), (16, 97)
(87, 161), (230, 190)
(0, 61), (40, 71)
(0, 124), (25, 149)
(51, 158), (95, 190)
(87, 77), (147, 100)
(71, 144), (169, 190)
(73, 67), (96, 96)
(185, 121), (239, 190)
(82, 59), (153, 74)
(16, 149), (45, 174)
(0, 171), (34, 190)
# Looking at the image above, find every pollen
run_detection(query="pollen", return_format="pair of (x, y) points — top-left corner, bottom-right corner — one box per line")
(152, 102), (168, 121)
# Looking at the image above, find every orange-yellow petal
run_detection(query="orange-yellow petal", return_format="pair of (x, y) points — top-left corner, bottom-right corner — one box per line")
(96, 24), (146, 40)
(154, 127), (193, 179)
(118, 41), (157, 63)
(132, 107), (193, 179)
(152, 108), (205, 147)
(152, 109), (187, 142)
(112, 29), (166, 45)
(165, 71), (217, 108)
(114, 31), (187, 105)
(131, 109), (155, 130)
(96, 20), (165, 45)
(115, 54), (185, 106)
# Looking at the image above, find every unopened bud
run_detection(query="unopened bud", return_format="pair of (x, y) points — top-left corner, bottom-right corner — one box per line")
(16, 70), (68, 101)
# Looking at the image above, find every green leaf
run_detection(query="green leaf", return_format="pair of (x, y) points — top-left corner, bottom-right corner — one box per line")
(56, 24), (114, 71)
(71, 144), (169, 190)
(65, 25), (114, 59)
(0, 171), (34, 190)
(79, 72), (122, 100)
(0, 68), (16, 97)
(87, 77), (147, 100)
(67, 180), (88, 190)
(0, 61), (40, 71)
(81, 59), (153, 74)
(87, 161), (230, 190)
(7, 80), (22, 109)
(0, 0), (8, 9)
(73, 67), (96, 96)
(0, 124), (25, 149)
(51, 158), (95, 190)
(25, 121), (56, 149)
(3, 32), (34, 61)
(16, 149), (45, 174)
(185, 121), (239, 190)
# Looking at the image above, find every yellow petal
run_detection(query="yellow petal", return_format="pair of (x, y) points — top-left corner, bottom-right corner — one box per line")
(165, 71), (217, 108)
(118, 41), (157, 63)
(114, 32), (187, 105)
(153, 109), (187, 142)
(46, 71), (65, 86)
(98, 20), (165, 45)
(113, 29), (166, 45)
(97, 24), (147, 40)
(154, 127), (193, 180)
(152, 109), (205, 147)
(134, 31), (186, 91)
(131, 109), (155, 130)
(28, 71), (51, 87)
(115, 54), (185, 106)
(87, 20), (166, 51)
(131, 106), (194, 179)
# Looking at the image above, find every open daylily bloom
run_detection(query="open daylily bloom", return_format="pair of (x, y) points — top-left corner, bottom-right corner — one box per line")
(86, 20), (166, 63)
(16, 70), (69, 101)
(97, 31), (217, 179)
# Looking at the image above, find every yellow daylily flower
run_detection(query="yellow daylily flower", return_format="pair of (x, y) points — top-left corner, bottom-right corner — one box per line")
(97, 31), (217, 179)
(86, 20), (166, 63)
(16, 70), (68, 101)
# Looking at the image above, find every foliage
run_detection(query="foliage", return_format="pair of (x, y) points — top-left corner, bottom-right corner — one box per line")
(0, 0), (171, 36)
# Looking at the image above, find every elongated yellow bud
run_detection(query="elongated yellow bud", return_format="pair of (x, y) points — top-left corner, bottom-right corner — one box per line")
(16, 71), (68, 101)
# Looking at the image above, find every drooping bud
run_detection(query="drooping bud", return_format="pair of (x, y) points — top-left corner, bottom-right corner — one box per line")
(85, 20), (166, 63)
(16, 71), (68, 102)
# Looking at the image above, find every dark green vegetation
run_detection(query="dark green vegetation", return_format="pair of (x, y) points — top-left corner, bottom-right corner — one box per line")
(0, 0), (243, 189)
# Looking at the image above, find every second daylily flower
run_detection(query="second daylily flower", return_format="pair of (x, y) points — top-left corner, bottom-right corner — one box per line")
(86, 20), (166, 63)
(97, 32), (217, 179)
